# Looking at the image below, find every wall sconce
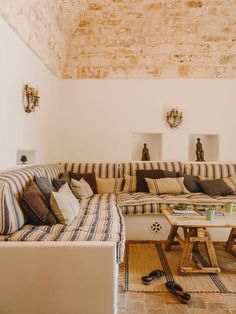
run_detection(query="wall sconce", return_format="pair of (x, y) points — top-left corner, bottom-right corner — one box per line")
(24, 84), (40, 113)
(166, 108), (183, 128)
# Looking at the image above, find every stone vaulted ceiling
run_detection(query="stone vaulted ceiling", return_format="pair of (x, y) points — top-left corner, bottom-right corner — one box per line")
(1, 0), (236, 79)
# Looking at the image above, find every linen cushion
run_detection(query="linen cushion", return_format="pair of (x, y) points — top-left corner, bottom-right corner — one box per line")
(123, 175), (137, 193)
(0, 181), (25, 235)
(136, 169), (163, 192)
(50, 183), (80, 224)
(71, 178), (94, 199)
(96, 178), (124, 194)
(145, 177), (190, 195)
(223, 176), (236, 193)
(34, 176), (56, 203)
(21, 181), (57, 225)
(69, 172), (97, 194)
(177, 172), (202, 193)
(197, 179), (234, 197)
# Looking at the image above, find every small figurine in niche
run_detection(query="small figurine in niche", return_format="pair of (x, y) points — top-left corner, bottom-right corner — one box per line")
(20, 155), (28, 164)
(141, 143), (150, 161)
(196, 138), (205, 162)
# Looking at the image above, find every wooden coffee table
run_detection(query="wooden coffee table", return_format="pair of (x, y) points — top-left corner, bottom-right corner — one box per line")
(162, 207), (236, 275)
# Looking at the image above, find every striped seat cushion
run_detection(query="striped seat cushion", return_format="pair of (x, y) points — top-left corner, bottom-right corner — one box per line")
(0, 193), (125, 263)
(117, 193), (161, 215)
(119, 162), (184, 177)
(65, 163), (119, 178)
(184, 163), (236, 179)
(159, 193), (236, 206)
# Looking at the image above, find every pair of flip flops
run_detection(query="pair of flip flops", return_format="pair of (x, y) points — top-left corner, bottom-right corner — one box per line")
(165, 281), (191, 304)
(141, 269), (165, 285)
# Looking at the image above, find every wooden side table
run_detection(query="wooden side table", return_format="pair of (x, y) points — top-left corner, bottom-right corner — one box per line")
(162, 208), (236, 275)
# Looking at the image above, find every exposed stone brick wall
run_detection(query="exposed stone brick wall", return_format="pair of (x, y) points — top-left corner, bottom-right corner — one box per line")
(0, 0), (81, 77)
(1, 0), (236, 79)
(64, 0), (236, 79)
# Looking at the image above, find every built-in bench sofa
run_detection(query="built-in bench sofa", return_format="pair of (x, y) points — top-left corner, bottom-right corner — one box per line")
(0, 161), (236, 314)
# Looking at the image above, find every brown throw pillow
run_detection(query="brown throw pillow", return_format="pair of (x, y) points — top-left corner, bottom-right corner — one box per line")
(21, 181), (57, 225)
(177, 172), (202, 193)
(69, 172), (97, 194)
(162, 170), (178, 178)
(197, 179), (234, 197)
(136, 169), (163, 192)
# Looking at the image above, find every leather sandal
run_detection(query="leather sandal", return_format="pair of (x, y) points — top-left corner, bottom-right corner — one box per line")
(165, 281), (191, 304)
(141, 269), (165, 285)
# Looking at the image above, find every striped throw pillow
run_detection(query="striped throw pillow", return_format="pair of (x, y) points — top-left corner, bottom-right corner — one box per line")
(71, 178), (94, 199)
(123, 175), (137, 192)
(96, 178), (124, 194)
(0, 181), (26, 235)
(145, 177), (190, 195)
(50, 183), (80, 224)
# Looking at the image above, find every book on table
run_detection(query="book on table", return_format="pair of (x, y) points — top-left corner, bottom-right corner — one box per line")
(169, 204), (224, 216)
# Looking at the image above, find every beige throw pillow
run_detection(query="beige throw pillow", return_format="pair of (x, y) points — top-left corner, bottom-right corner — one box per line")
(145, 177), (190, 195)
(223, 176), (236, 193)
(50, 183), (80, 224)
(71, 178), (94, 199)
(123, 174), (137, 192)
(96, 178), (124, 194)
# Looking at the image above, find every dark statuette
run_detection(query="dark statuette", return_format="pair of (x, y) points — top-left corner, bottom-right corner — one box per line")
(196, 138), (205, 162)
(141, 143), (150, 161)
(20, 155), (28, 164)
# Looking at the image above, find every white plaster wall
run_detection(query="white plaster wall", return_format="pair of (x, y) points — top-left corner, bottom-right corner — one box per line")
(0, 16), (59, 170)
(58, 79), (236, 163)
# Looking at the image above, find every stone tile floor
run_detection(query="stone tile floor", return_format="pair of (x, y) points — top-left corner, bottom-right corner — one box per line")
(118, 288), (236, 314)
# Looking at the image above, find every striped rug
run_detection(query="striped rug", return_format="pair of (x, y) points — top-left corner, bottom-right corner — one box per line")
(122, 241), (236, 293)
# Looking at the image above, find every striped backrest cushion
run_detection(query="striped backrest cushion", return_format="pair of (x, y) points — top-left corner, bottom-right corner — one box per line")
(184, 163), (236, 179)
(0, 164), (64, 235)
(0, 181), (26, 235)
(42, 163), (65, 181)
(65, 163), (119, 178)
(119, 162), (184, 177)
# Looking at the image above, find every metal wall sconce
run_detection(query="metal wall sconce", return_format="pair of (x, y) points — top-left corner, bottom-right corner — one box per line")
(166, 108), (183, 128)
(24, 84), (40, 113)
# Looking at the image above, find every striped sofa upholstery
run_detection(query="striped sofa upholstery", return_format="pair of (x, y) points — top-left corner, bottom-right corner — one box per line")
(118, 162), (184, 215)
(184, 163), (236, 179)
(0, 164), (64, 235)
(65, 163), (119, 178)
(119, 161), (184, 177)
(0, 193), (125, 263)
(0, 164), (125, 262)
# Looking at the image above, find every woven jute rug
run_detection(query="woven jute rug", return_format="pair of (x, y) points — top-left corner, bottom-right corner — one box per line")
(122, 241), (236, 293)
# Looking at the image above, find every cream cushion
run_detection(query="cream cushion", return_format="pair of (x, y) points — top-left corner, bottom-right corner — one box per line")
(71, 178), (94, 199)
(50, 183), (80, 224)
(223, 176), (236, 193)
(96, 178), (124, 194)
(123, 175), (137, 192)
(145, 177), (190, 195)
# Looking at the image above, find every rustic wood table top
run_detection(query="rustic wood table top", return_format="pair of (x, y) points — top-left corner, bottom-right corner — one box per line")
(162, 207), (236, 228)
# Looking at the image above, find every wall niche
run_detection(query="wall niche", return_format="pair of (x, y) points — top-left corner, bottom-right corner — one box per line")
(188, 134), (219, 162)
(132, 133), (163, 161)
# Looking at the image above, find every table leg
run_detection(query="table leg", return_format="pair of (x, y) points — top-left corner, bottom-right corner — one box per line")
(226, 228), (236, 253)
(165, 225), (178, 251)
(178, 227), (220, 274)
